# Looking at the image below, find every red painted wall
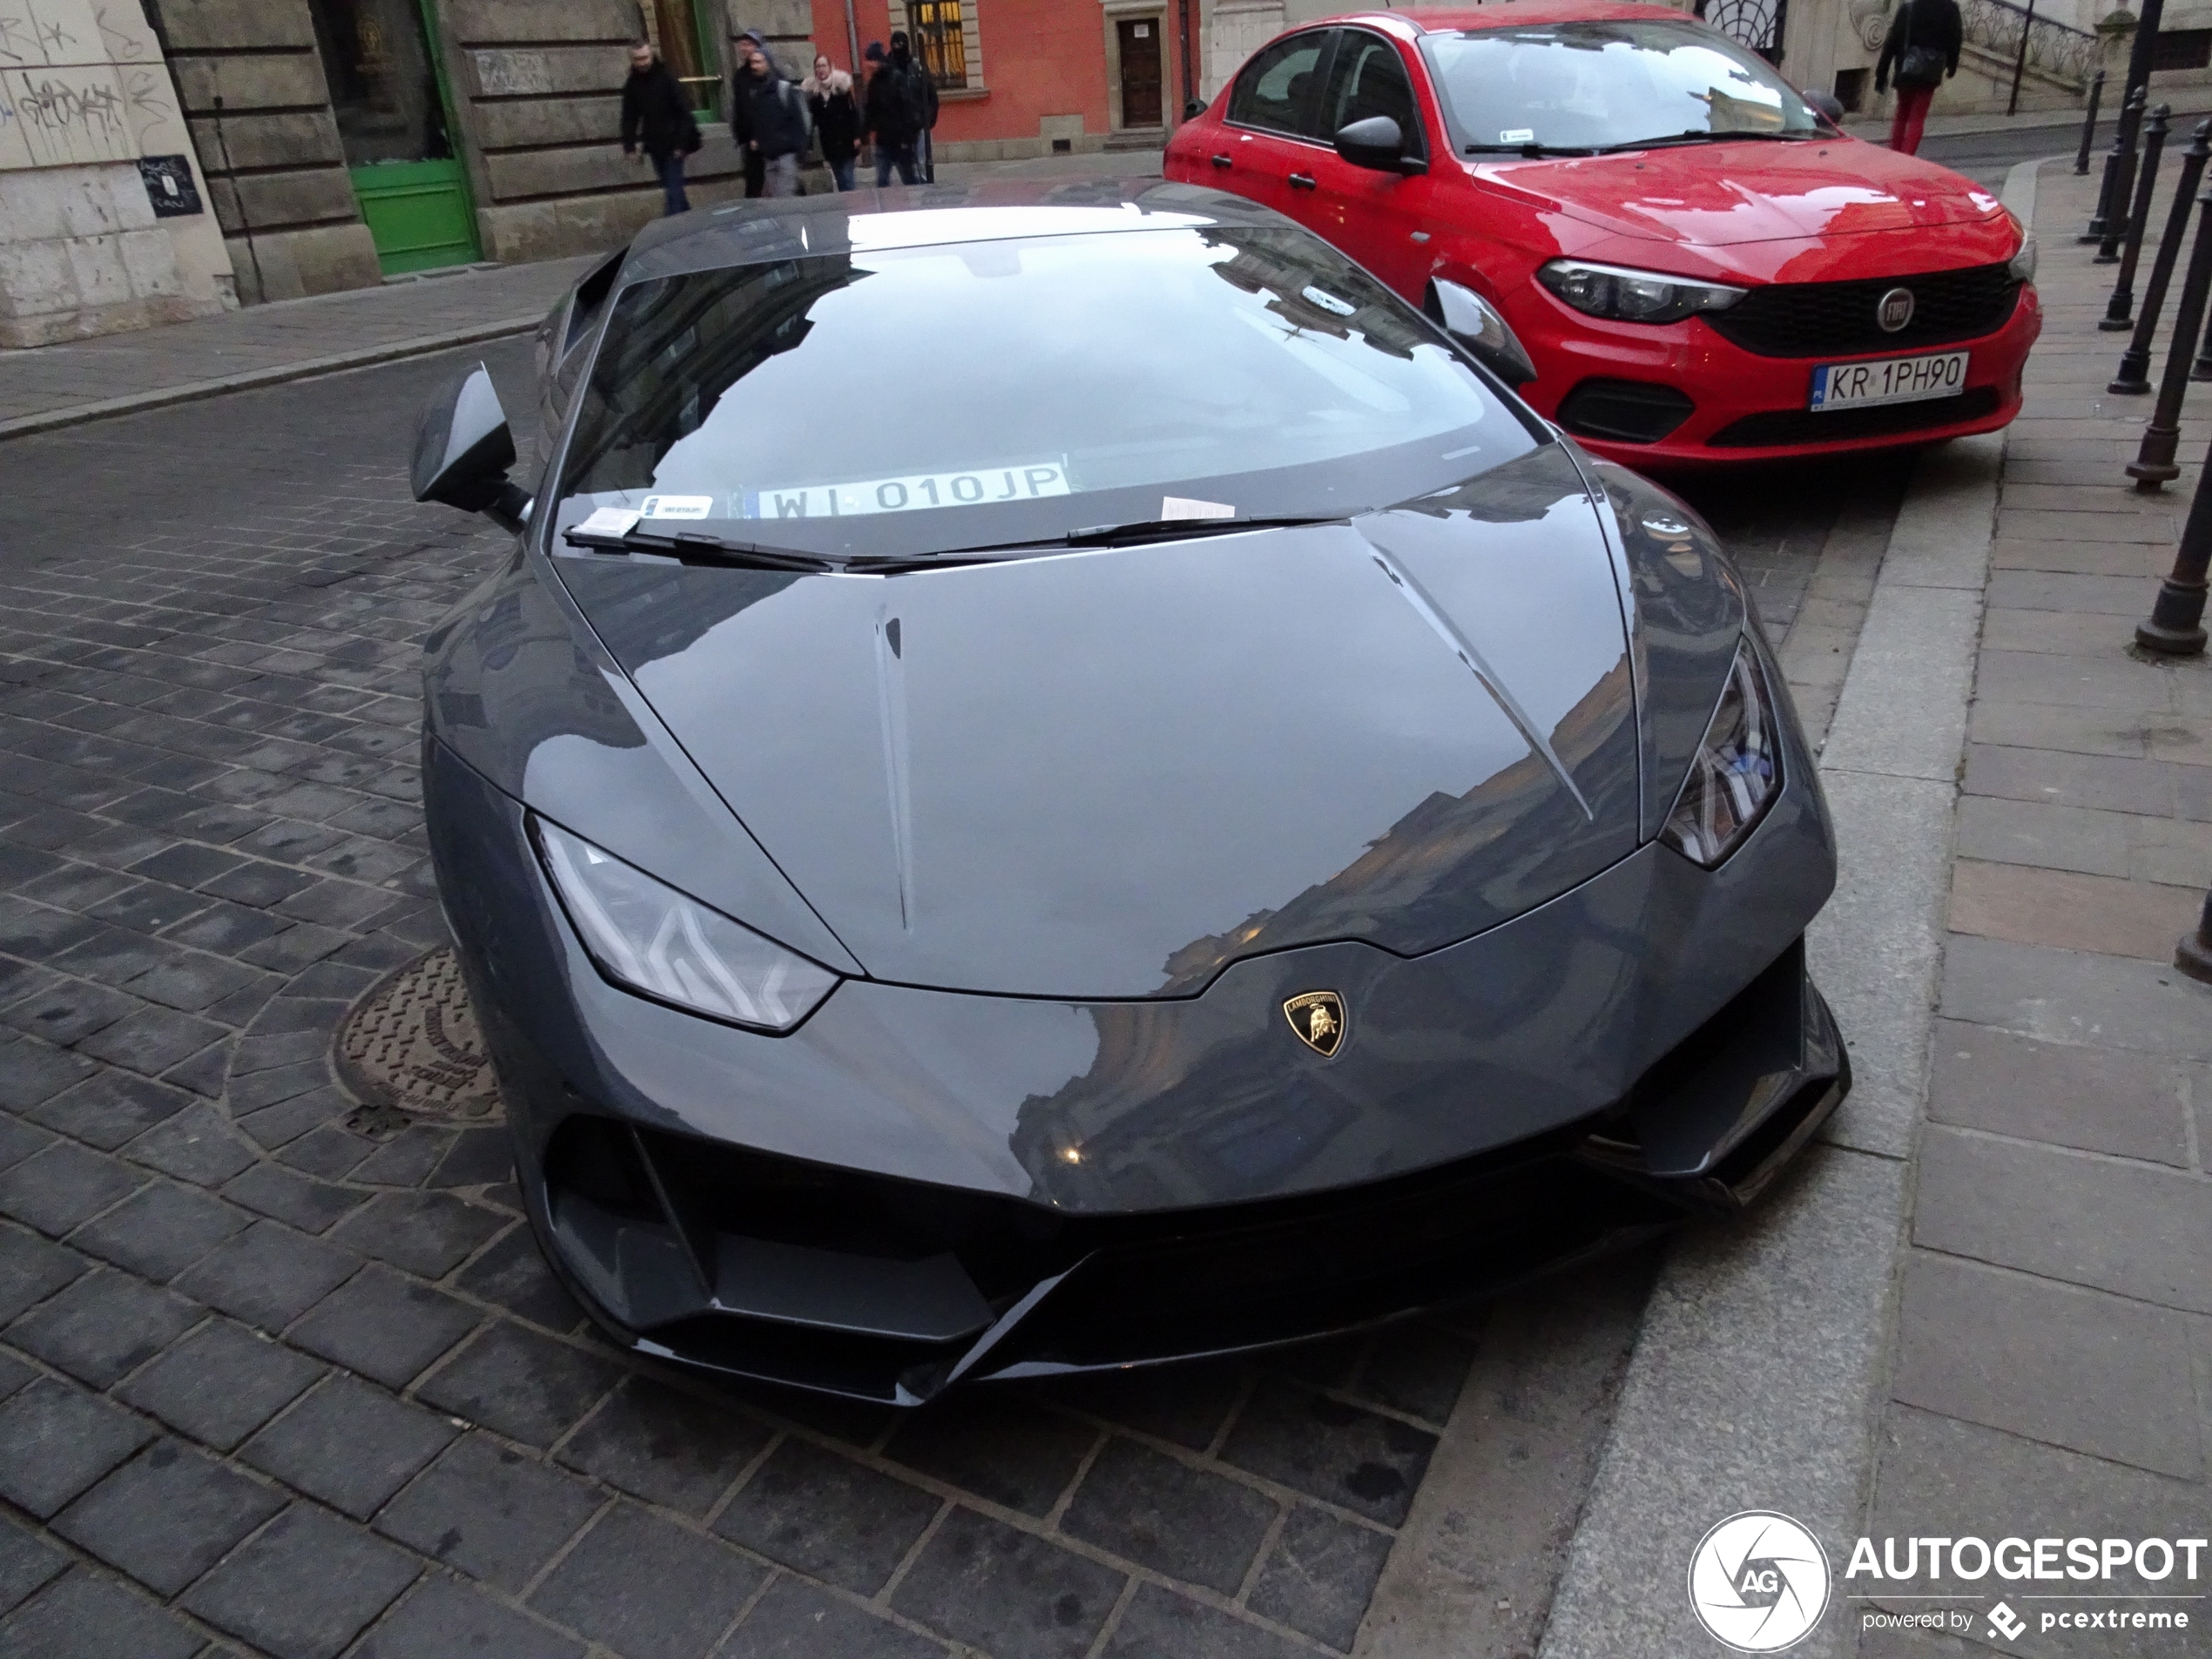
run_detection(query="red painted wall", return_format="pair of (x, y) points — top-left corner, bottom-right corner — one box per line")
(812, 0), (1192, 147)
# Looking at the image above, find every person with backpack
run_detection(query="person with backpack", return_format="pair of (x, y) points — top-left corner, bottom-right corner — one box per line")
(620, 40), (702, 216)
(1874, 0), (1960, 156)
(806, 51), (863, 191)
(732, 30), (812, 198)
(863, 37), (925, 186)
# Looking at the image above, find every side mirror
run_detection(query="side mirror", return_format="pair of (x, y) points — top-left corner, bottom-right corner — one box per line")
(1802, 88), (1845, 125)
(412, 362), (529, 532)
(1430, 279), (1538, 388)
(1184, 97), (1206, 119)
(1334, 115), (1423, 174)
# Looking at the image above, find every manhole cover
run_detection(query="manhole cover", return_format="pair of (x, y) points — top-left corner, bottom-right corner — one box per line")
(334, 947), (503, 1123)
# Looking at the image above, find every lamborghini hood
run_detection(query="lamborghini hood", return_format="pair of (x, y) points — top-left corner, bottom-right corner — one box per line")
(559, 445), (1642, 998)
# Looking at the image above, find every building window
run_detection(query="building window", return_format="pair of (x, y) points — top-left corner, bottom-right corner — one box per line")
(640, 0), (721, 113)
(908, 0), (970, 89)
(2152, 28), (2212, 71)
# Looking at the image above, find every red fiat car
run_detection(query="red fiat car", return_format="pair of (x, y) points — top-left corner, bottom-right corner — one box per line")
(1165, 0), (2040, 466)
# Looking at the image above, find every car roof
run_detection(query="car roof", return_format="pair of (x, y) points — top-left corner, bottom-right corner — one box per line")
(1316, 0), (1706, 37)
(619, 177), (1290, 283)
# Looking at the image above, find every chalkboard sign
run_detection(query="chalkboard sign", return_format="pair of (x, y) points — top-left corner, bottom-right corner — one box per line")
(138, 155), (204, 219)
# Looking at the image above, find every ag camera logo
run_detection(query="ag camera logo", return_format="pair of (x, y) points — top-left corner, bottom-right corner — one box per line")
(1689, 1511), (1832, 1651)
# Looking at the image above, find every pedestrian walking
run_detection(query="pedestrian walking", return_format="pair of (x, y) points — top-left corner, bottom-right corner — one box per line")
(1874, 0), (1959, 156)
(620, 39), (701, 216)
(806, 52), (863, 192)
(732, 30), (811, 198)
(863, 37), (924, 186)
(907, 32), (941, 183)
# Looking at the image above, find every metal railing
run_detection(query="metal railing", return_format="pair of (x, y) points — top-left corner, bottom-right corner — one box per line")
(1960, 0), (2101, 98)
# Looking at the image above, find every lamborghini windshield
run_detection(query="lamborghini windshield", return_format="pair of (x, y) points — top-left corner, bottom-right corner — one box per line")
(1421, 20), (1823, 153)
(552, 220), (1534, 559)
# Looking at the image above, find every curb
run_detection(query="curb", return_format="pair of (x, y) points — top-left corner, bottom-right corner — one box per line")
(0, 314), (542, 442)
(1529, 158), (2043, 1659)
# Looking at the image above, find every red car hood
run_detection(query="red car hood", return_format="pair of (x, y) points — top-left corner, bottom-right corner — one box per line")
(1488, 138), (2005, 250)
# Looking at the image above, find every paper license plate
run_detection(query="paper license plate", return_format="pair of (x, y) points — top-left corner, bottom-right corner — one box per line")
(1808, 350), (1969, 411)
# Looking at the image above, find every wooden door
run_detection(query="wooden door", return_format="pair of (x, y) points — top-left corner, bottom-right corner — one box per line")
(308, 0), (481, 274)
(1117, 17), (1163, 129)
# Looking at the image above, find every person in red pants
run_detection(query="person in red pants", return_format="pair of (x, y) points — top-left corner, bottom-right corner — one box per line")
(1876, 0), (1960, 155)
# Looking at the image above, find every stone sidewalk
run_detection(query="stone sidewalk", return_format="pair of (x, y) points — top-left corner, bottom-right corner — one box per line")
(0, 260), (593, 442)
(1853, 160), (2212, 1654)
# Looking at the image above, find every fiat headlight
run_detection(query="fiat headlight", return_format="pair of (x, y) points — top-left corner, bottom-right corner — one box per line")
(1537, 259), (1746, 325)
(2005, 212), (2037, 283)
(1660, 641), (1782, 868)
(533, 818), (838, 1031)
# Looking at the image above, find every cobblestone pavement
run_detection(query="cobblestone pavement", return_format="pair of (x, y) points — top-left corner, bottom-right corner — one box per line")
(0, 342), (1892, 1659)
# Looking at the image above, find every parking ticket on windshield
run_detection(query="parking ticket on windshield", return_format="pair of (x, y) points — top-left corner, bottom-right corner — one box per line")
(740, 461), (1070, 519)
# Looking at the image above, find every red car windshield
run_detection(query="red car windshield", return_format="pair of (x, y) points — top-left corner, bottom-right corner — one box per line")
(1420, 19), (1823, 153)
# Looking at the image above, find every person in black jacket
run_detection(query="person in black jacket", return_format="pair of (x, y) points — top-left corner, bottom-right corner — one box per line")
(863, 37), (923, 186)
(806, 52), (863, 191)
(732, 32), (812, 197)
(1874, 0), (1961, 155)
(620, 41), (700, 216)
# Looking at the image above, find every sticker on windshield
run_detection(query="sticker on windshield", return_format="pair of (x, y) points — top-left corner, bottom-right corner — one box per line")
(639, 495), (715, 519)
(1500, 127), (1535, 144)
(572, 507), (642, 537)
(1161, 496), (1235, 520)
(740, 462), (1071, 519)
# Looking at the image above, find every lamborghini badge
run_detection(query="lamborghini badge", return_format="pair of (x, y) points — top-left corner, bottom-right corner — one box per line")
(1284, 991), (1345, 1057)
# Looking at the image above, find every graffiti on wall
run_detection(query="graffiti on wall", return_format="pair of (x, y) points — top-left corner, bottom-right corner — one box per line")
(0, 0), (159, 168)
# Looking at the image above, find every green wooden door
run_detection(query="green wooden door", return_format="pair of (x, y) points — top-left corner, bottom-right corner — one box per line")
(310, 0), (482, 274)
(349, 158), (478, 274)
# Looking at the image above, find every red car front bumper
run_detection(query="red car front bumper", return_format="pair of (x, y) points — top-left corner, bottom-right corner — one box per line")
(1521, 280), (2041, 469)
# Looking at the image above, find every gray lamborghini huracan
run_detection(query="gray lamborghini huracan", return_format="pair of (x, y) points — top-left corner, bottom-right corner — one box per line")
(409, 179), (1846, 1404)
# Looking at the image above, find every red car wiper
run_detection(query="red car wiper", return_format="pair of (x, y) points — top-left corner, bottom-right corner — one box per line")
(1465, 142), (1594, 158)
(1593, 129), (1819, 153)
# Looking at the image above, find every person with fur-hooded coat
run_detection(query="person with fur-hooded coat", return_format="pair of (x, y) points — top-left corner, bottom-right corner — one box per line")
(805, 52), (862, 191)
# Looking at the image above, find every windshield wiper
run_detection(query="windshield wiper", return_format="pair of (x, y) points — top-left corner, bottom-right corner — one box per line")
(561, 513), (1347, 576)
(1465, 142), (1593, 158)
(563, 523), (840, 572)
(882, 513), (1347, 563)
(1059, 513), (1345, 548)
(1593, 128), (1817, 153)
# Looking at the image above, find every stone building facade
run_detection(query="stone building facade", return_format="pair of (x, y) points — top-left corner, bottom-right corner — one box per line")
(0, 0), (233, 345)
(142, 0), (759, 301)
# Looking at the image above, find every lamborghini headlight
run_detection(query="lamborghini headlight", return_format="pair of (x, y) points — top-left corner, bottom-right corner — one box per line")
(1537, 259), (1746, 326)
(1660, 640), (1781, 868)
(533, 818), (838, 1031)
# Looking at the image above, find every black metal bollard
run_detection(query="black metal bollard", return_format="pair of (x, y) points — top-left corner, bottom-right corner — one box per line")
(2114, 121), (2212, 393)
(2192, 280), (2212, 381)
(2175, 892), (2212, 981)
(2076, 69), (2106, 175)
(2106, 105), (2174, 327)
(2127, 175), (2212, 486)
(2089, 86), (2147, 246)
(2100, 89), (2152, 260)
(2139, 461), (2212, 651)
